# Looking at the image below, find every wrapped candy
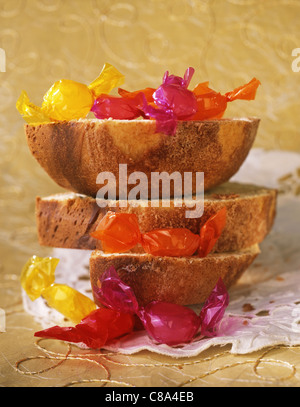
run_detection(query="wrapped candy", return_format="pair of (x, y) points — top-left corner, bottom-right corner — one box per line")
(92, 87), (156, 120)
(90, 212), (141, 253)
(91, 93), (142, 120)
(20, 256), (59, 301)
(118, 87), (155, 103)
(41, 79), (95, 121)
(21, 256), (96, 323)
(225, 77), (261, 101)
(91, 208), (227, 258)
(93, 266), (139, 314)
(198, 207), (227, 257)
(140, 68), (198, 135)
(191, 82), (228, 120)
(35, 308), (135, 349)
(190, 77), (261, 120)
(152, 67), (198, 120)
(41, 284), (97, 324)
(138, 302), (201, 346)
(34, 266), (229, 347)
(141, 228), (200, 257)
(141, 97), (177, 135)
(199, 278), (229, 337)
(17, 63), (260, 136)
(16, 91), (53, 124)
(93, 267), (229, 345)
(16, 63), (124, 124)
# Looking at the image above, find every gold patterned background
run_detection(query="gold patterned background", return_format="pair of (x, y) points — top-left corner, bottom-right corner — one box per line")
(1, 0), (300, 387)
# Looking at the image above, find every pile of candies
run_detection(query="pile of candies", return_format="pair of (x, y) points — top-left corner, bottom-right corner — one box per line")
(21, 256), (229, 348)
(90, 207), (227, 257)
(16, 63), (261, 135)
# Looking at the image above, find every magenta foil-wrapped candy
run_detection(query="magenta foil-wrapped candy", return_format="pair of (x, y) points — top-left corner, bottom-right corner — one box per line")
(93, 266), (230, 347)
(138, 302), (201, 346)
(199, 278), (230, 337)
(162, 67), (195, 88)
(153, 67), (198, 120)
(141, 98), (177, 136)
(93, 266), (139, 315)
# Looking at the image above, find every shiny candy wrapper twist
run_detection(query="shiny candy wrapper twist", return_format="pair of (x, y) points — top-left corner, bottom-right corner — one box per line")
(20, 256), (97, 324)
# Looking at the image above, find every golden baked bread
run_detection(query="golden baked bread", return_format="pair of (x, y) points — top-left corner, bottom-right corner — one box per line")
(26, 118), (259, 198)
(36, 182), (276, 253)
(90, 245), (260, 306)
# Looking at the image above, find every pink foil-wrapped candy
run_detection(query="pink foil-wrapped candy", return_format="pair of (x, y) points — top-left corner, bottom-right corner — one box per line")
(141, 98), (177, 136)
(138, 302), (201, 346)
(153, 67), (198, 120)
(199, 278), (229, 337)
(93, 266), (139, 315)
(93, 267), (230, 347)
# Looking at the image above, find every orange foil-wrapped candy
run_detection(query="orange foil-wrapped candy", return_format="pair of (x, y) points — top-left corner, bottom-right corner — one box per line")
(198, 207), (227, 257)
(141, 228), (200, 257)
(191, 82), (228, 120)
(225, 77), (261, 101)
(91, 209), (227, 258)
(191, 77), (261, 121)
(90, 212), (141, 253)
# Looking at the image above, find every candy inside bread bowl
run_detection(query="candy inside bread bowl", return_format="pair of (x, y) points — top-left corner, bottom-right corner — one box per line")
(25, 117), (259, 198)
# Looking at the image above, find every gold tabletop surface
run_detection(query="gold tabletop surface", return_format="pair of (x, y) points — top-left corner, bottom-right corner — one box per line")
(1, 0), (300, 387)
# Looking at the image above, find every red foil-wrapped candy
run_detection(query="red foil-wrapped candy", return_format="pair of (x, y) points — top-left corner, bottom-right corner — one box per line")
(91, 94), (142, 120)
(34, 308), (135, 349)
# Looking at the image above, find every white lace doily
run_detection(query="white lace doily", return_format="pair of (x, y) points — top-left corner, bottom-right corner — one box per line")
(22, 148), (300, 357)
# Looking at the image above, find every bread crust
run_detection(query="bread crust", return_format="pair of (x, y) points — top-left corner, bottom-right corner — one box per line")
(26, 118), (259, 198)
(35, 182), (276, 253)
(89, 245), (260, 306)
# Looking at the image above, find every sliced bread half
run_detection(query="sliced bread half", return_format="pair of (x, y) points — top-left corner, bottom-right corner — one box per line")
(36, 182), (276, 253)
(90, 245), (260, 306)
(26, 118), (259, 197)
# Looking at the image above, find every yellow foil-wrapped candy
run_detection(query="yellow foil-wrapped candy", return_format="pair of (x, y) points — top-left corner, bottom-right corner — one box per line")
(42, 284), (97, 324)
(88, 62), (125, 96)
(16, 91), (52, 124)
(42, 79), (94, 121)
(16, 62), (125, 124)
(21, 256), (59, 301)
(21, 256), (97, 323)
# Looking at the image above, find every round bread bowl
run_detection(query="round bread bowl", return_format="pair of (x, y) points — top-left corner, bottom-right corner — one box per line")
(25, 118), (259, 198)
